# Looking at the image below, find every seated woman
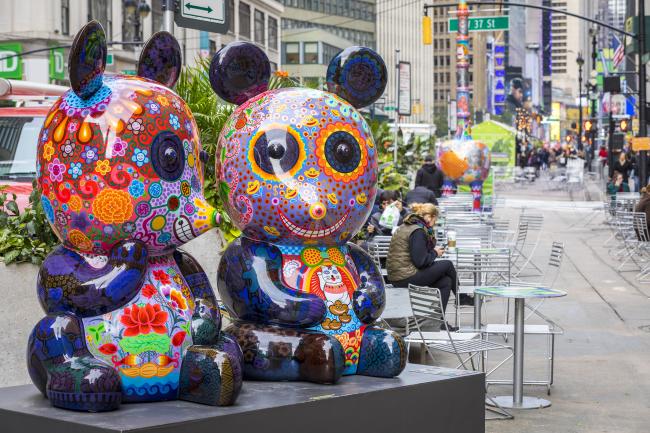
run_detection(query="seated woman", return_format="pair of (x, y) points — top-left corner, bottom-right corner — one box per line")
(386, 203), (459, 331)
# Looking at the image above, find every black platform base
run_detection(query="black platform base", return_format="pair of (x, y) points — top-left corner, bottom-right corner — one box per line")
(0, 364), (485, 433)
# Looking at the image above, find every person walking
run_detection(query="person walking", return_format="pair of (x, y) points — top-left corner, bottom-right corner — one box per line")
(415, 155), (444, 198)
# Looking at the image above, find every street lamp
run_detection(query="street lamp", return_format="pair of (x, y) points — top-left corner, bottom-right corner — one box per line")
(123, 0), (151, 43)
(576, 53), (584, 148)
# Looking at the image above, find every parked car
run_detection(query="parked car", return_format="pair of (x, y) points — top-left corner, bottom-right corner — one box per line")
(0, 79), (67, 210)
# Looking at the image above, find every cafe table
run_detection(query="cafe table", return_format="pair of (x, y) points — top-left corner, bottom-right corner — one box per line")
(474, 285), (567, 409)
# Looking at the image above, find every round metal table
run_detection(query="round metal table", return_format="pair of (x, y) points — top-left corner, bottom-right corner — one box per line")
(474, 285), (567, 410)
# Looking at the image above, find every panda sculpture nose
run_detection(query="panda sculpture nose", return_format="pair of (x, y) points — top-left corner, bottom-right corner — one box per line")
(309, 202), (327, 220)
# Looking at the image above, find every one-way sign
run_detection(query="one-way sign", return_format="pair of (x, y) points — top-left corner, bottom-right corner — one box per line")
(175, 0), (228, 34)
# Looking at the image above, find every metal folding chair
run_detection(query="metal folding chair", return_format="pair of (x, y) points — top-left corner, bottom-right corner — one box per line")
(405, 284), (513, 420)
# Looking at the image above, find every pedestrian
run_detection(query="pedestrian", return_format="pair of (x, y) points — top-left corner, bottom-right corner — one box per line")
(415, 155), (444, 198)
(406, 185), (438, 207)
(598, 145), (608, 179)
(607, 171), (630, 196)
(613, 152), (632, 184)
(367, 190), (406, 239)
(386, 203), (467, 332)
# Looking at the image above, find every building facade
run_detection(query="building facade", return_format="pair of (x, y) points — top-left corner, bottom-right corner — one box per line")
(277, 0), (376, 87)
(376, 0), (434, 124)
(0, 0), (283, 85)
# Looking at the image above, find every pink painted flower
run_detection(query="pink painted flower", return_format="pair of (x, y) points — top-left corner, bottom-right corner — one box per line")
(111, 137), (128, 156)
(67, 122), (78, 133)
(48, 158), (66, 182)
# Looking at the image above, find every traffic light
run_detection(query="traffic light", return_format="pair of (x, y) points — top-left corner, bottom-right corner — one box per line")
(565, 135), (573, 144)
(584, 119), (593, 133)
(422, 15), (432, 45)
(619, 118), (629, 132)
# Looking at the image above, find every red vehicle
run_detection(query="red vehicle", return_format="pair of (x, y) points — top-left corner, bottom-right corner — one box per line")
(0, 79), (67, 210)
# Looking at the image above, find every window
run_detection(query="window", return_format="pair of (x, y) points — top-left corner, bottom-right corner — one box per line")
(209, 39), (217, 55)
(152, 0), (163, 33)
(228, 0), (235, 33)
(89, 0), (112, 38)
(254, 10), (265, 44)
(322, 43), (340, 65)
(239, 2), (251, 39)
(283, 42), (300, 64)
(268, 17), (278, 49)
(61, 0), (70, 36)
(303, 42), (318, 64)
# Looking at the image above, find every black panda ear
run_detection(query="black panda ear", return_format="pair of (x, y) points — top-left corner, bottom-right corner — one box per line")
(137, 31), (182, 88)
(326, 46), (387, 108)
(69, 20), (107, 99)
(209, 41), (270, 105)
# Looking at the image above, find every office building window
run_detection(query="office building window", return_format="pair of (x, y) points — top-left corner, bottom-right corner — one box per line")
(254, 10), (265, 44)
(228, 0), (235, 33)
(303, 42), (318, 64)
(268, 17), (278, 49)
(283, 42), (300, 64)
(210, 39), (217, 55)
(89, 0), (112, 38)
(152, 0), (163, 33)
(239, 2), (251, 39)
(61, 0), (70, 35)
(322, 43), (340, 65)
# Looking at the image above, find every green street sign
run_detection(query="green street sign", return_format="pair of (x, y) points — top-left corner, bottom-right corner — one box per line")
(49, 47), (65, 81)
(448, 16), (509, 33)
(0, 43), (23, 79)
(384, 106), (397, 111)
(122, 69), (137, 75)
(107, 53), (114, 66)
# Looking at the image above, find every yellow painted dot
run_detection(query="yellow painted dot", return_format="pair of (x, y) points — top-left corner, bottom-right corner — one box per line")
(151, 215), (166, 231)
(188, 153), (195, 167)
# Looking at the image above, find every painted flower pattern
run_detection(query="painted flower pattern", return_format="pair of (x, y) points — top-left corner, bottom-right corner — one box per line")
(48, 158), (66, 182)
(127, 117), (144, 135)
(128, 179), (145, 197)
(60, 140), (75, 157)
(68, 162), (83, 179)
(145, 101), (160, 114)
(43, 141), (54, 161)
(142, 284), (157, 298)
(111, 137), (128, 156)
(169, 113), (180, 130)
(95, 159), (111, 175)
(120, 304), (168, 337)
(153, 269), (171, 285)
(132, 148), (149, 167)
(67, 122), (78, 133)
(81, 145), (99, 164)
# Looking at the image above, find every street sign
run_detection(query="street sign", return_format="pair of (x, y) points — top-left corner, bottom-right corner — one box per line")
(397, 61), (411, 116)
(49, 47), (65, 81)
(384, 106), (397, 111)
(0, 43), (22, 79)
(175, 1), (228, 34)
(632, 137), (650, 151)
(106, 53), (114, 66)
(448, 16), (509, 33)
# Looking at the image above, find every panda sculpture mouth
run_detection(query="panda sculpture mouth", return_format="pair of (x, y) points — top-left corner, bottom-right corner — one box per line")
(279, 209), (350, 239)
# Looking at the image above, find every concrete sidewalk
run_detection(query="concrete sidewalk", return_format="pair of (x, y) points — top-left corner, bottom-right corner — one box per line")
(477, 197), (650, 432)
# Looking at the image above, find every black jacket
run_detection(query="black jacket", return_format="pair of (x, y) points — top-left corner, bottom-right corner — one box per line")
(406, 186), (438, 206)
(415, 164), (444, 197)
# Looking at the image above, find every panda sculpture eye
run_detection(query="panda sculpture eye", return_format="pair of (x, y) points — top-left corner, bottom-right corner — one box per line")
(325, 131), (361, 173)
(152, 131), (185, 181)
(253, 128), (300, 175)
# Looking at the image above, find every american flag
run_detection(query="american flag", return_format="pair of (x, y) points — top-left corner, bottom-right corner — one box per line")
(612, 35), (625, 69)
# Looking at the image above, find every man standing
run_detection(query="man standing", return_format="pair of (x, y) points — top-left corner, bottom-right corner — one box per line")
(415, 155), (444, 198)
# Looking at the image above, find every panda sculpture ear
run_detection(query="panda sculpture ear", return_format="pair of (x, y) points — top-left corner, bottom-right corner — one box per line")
(137, 31), (182, 88)
(69, 20), (107, 99)
(209, 41), (270, 105)
(326, 46), (387, 108)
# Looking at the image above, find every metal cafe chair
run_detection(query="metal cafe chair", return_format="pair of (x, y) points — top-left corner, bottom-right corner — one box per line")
(405, 284), (513, 420)
(454, 248), (512, 328)
(484, 242), (566, 395)
(515, 211), (545, 277)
